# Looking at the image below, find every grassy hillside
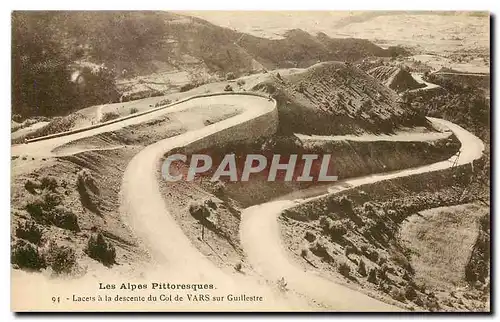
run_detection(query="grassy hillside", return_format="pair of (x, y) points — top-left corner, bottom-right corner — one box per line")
(252, 62), (428, 135)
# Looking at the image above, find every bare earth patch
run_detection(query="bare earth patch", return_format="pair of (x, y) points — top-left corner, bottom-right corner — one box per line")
(399, 203), (488, 290)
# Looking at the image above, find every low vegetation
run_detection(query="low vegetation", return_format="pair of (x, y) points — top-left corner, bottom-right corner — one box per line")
(100, 112), (120, 123)
(86, 232), (116, 266)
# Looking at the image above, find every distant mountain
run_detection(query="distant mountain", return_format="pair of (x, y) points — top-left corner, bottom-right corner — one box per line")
(12, 11), (410, 117)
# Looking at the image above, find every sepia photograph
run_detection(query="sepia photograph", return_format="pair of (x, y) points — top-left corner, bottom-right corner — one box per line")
(9, 10), (490, 313)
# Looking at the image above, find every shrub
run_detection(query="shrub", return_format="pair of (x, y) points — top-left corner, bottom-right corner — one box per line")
(368, 268), (378, 284)
(24, 179), (39, 194)
(50, 206), (80, 232)
(11, 239), (46, 270)
(188, 201), (211, 221)
(154, 98), (172, 107)
(345, 245), (357, 257)
(234, 261), (242, 272)
(43, 192), (62, 209)
(337, 261), (351, 278)
(309, 239), (332, 262)
(304, 231), (316, 242)
(390, 288), (406, 302)
(365, 247), (380, 263)
(45, 242), (77, 274)
(15, 220), (42, 244)
(339, 196), (354, 213)
(236, 79), (245, 86)
(180, 83), (197, 92)
(25, 196), (46, 220)
(300, 247), (310, 258)
(212, 180), (225, 197)
(12, 114), (23, 123)
(358, 259), (367, 276)
(130, 107), (139, 114)
(86, 232), (116, 266)
(378, 256), (388, 266)
(405, 285), (418, 301)
(40, 176), (58, 192)
(362, 202), (377, 218)
(361, 99), (373, 111)
(101, 112), (120, 122)
(204, 199), (217, 210)
(330, 221), (348, 240)
(224, 85), (233, 92)
(226, 72), (236, 80)
(276, 277), (288, 292)
(77, 169), (100, 214)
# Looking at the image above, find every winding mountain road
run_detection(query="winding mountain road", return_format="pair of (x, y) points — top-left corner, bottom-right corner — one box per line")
(240, 117), (484, 311)
(11, 88), (484, 311)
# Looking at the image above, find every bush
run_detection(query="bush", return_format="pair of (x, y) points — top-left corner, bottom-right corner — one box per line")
(24, 179), (39, 194)
(405, 285), (418, 301)
(12, 114), (23, 123)
(390, 288), (406, 302)
(344, 245), (357, 257)
(154, 98), (172, 107)
(337, 261), (351, 278)
(130, 107), (139, 114)
(234, 261), (242, 272)
(25, 196), (46, 220)
(368, 268), (378, 283)
(45, 242), (77, 274)
(86, 232), (116, 266)
(358, 259), (367, 276)
(50, 206), (80, 231)
(180, 83), (197, 92)
(330, 221), (348, 239)
(11, 239), (46, 270)
(77, 169), (100, 214)
(188, 201), (211, 221)
(364, 246), (380, 263)
(43, 192), (62, 209)
(309, 239), (332, 262)
(101, 112), (120, 122)
(204, 199), (217, 210)
(362, 202), (377, 218)
(226, 72), (236, 80)
(236, 79), (245, 86)
(224, 85), (233, 92)
(339, 196), (354, 213)
(40, 176), (58, 192)
(304, 231), (316, 242)
(15, 220), (42, 244)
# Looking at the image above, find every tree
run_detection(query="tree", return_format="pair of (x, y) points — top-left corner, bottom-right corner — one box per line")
(368, 268), (378, 284)
(358, 259), (367, 276)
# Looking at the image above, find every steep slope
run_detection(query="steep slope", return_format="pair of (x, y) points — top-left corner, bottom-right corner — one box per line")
(251, 62), (428, 135)
(368, 66), (426, 93)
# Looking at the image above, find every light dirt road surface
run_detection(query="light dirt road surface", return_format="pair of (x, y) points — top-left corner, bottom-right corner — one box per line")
(411, 73), (441, 91)
(118, 94), (315, 310)
(295, 128), (451, 142)
(11, 95), (242, 157)
(240, 117), (484, 311)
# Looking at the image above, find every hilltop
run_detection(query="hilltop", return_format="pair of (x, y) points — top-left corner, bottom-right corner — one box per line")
(251, 62), (427, 135)
(367, 66), (426, 93)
